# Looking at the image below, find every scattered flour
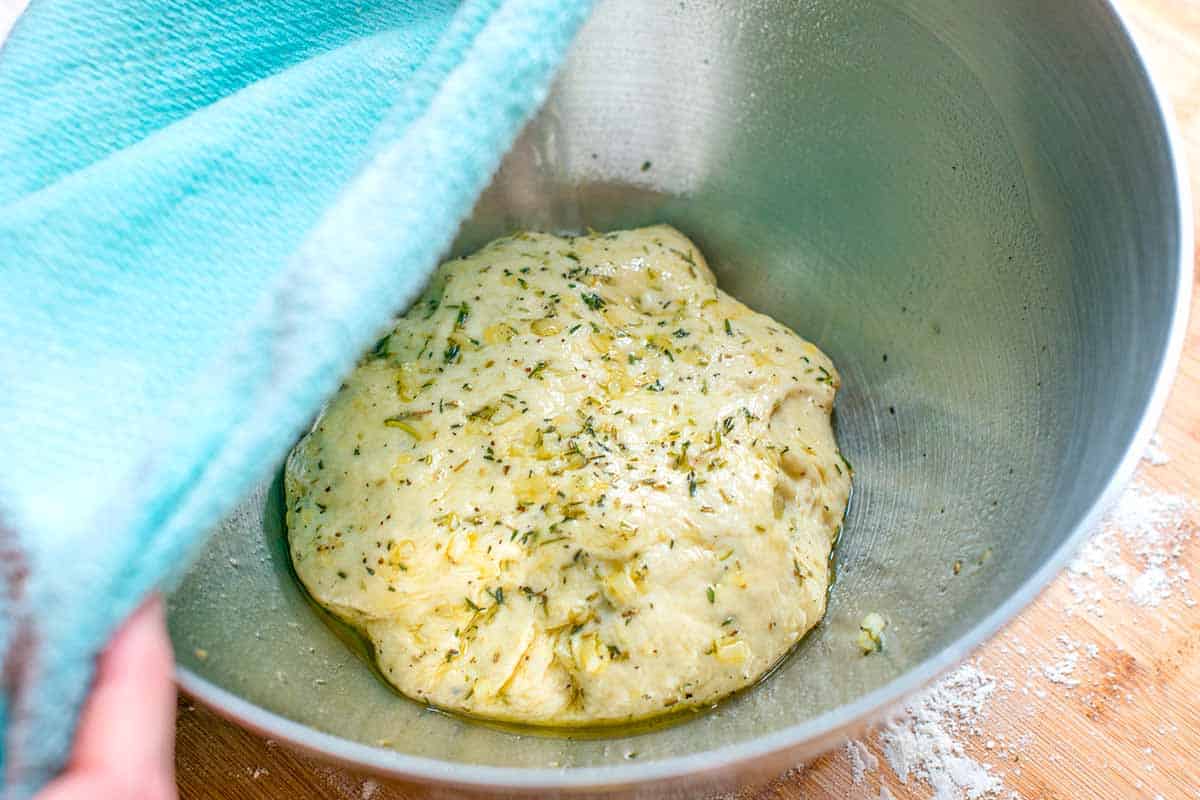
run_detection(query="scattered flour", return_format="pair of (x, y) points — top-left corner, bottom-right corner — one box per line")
(1041, 640), (1081, 688)
(1066, 482), (1195, 615)
(846, 663), (1004, 800)
(1143, 434), (1170, 466)
(845, 739), (880, 785)
(314, 765), (378, 799)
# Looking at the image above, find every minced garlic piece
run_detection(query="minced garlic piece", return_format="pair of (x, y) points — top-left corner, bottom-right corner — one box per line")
(857, 612), (887, 654)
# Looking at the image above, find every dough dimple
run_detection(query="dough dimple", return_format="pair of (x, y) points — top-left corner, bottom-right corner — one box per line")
(285, 225), (852, 726)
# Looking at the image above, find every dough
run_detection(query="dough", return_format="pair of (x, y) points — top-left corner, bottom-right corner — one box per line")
(285, 225), (851, 726)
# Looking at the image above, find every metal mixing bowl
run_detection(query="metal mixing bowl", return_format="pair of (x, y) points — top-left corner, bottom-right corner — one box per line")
(167, 0), (1192, 796)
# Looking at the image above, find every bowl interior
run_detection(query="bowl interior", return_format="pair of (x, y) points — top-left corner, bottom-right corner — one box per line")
(168, 0), (1184, 777)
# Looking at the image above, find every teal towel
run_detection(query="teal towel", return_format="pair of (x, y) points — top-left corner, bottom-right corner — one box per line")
(0, 0), (591, 793)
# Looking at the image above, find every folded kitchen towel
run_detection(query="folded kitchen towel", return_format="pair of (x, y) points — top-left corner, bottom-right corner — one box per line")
(0, 0), (591, 793)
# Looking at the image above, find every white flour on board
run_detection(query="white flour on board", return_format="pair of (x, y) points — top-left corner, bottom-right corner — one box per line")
(1143, 433), (1170, 466)
(314, 765), (379, 799)
(846, 739), (881, 784)
(870, 664), (1004, 800)
(1041, 648), (1081, 688)
(837, 663), (1010, 800)
(1066, 480), (1195, 615)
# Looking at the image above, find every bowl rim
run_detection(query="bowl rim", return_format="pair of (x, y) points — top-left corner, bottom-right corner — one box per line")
(177, 0), (1195, 790)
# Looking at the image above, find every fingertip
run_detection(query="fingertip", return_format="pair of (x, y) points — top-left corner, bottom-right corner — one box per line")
(68, 594), (177, 781)
(99, 594), (173, 680)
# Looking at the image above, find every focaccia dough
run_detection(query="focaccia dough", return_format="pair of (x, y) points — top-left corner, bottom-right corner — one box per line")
(285, 225), (851, 726)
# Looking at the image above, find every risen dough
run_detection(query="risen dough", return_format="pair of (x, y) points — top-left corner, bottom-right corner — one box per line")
(285, 226), (851, 726)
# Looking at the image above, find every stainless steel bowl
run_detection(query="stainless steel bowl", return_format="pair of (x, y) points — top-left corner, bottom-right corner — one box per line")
(167, 0), (1192, 796)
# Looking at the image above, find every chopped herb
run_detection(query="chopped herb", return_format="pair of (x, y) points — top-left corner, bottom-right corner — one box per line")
(674, 441), (691, 469)
(722, 416), (735, 434)
(443, 342), (460, 363)
(645, 379), (665, 392)
(387, 410), (431, 422)
(370, 334), (391, 358)
(672, 328), (690, 338)
(423, 297), (440, 319)
(490, 587), (505, 606)
(529, 360), (548, 379)
(721, 617), (735, 627)
(568, 323), (582, 334)
(640, 160), (652, 172)
(724, 319), (734, 336)
(464, 597), (481, 612)
(581, 292), (606, 311)
(454, 302), (470, 329)
(688, 471), (698, 497)
(706, 586), (716, 604)
(467, 405), (496, 421)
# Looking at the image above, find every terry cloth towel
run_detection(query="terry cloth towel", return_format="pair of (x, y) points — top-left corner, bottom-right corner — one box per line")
(0, 0), (592, 793)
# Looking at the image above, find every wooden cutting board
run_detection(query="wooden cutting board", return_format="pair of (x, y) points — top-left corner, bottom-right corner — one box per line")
(174, 1), (1200, 797)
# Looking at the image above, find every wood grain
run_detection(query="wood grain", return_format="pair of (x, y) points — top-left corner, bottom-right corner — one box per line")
(175, 2), (1200, 797)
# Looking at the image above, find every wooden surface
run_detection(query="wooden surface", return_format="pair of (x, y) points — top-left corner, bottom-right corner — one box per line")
(174, 2), (1200, 798)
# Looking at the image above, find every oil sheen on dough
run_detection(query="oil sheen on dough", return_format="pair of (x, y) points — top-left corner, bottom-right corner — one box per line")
(285, 226), (852, 726)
